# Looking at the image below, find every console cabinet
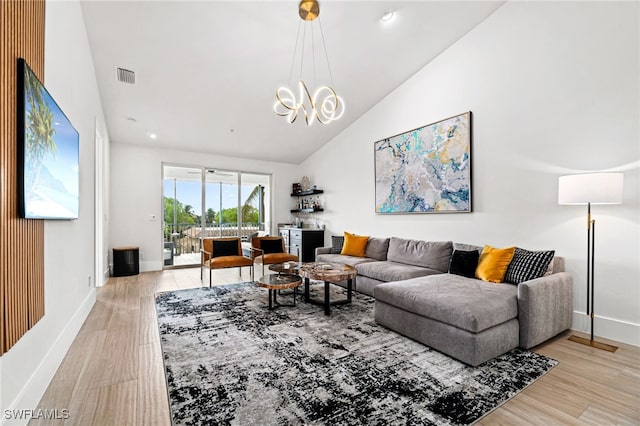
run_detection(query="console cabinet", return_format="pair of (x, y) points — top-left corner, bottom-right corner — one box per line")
(278, 227), (324, 262)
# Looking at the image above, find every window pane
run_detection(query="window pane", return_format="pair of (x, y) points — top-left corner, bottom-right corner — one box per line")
(205, 169), (239, 237)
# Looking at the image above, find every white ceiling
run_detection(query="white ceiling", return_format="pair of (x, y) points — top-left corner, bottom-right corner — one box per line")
(81, 1), (504, 164)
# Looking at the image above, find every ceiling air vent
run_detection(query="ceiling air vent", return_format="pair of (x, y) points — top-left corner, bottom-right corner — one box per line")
(115, 67), (136, 85)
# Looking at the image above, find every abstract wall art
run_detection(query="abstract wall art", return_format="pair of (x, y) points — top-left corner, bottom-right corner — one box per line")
(375, 111), (472, 214)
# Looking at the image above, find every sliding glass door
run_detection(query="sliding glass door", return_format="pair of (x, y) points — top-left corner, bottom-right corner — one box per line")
(162, 164), (271, 268)
(163, 166), (203, 267)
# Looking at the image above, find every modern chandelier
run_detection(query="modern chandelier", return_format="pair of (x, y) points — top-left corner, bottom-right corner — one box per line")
(274, 0), (345, 126)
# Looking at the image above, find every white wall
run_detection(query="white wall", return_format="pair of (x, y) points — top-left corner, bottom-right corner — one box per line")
(109, 144), (300, 271)
(300, 1), (639, 346)
(0, 1), (109, 422)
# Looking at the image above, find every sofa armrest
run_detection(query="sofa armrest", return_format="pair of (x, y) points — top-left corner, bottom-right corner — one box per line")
(316, 247), (331, 257)
(517, 272), (573, 348)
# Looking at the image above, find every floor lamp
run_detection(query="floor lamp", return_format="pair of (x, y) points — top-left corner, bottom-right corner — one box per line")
(558, 172), (623, 352)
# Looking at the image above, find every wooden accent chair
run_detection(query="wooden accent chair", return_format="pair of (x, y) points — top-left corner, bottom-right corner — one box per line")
(201, 237), (254, 286)
(251, 236), (298, 276)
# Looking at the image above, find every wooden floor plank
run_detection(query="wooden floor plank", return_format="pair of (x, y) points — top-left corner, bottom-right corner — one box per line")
(137, 342), (171, 426)
(31, 268), (640, 425)
(579, 403), (640, 426)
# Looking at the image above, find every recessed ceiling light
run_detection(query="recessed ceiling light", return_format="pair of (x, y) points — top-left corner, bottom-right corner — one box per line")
(381, 11), (395, 23)
(147, 132), (157, 140)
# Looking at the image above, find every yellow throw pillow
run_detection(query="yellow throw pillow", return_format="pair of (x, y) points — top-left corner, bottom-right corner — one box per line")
(476, 245), (516, 283)
(341, 232), (369, 257)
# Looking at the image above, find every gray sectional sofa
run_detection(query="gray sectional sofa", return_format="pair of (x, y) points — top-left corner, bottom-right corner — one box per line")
(316, 237), (572, 366)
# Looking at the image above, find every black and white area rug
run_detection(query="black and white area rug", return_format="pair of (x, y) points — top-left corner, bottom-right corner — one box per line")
(156, 282), (557, 425)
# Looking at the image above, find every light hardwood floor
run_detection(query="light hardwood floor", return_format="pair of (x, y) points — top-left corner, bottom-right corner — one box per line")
(31, 269), (639, 425)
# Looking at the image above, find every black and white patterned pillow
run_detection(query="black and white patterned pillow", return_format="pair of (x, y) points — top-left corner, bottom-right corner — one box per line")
(504, 248), (555, 284)
(330, 235), (345, 254)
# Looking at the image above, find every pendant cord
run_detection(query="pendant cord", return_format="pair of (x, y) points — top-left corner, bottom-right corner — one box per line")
(288, 20), (302, 84)
(300, 23), (307, 82)
(318, 17), (334, 85)
(311, 22), (316, 88)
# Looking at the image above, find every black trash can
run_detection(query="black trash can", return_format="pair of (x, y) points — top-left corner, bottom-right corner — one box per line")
(113, 246), (140, 277)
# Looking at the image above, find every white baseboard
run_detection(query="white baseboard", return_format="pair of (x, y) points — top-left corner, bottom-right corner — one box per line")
(572, 311), (640, 347)
(2, 290), (95, 425)
(140, 260), (163, 272)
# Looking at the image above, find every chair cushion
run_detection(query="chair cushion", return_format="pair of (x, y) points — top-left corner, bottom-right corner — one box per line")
(210, 256), (253, 268)
(261, 238), (284, 254)
(260, 253), (298, 264)
(212, 240), (240, 258)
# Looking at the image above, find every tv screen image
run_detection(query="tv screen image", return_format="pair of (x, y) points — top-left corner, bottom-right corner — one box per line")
(17, 58), (79, 220)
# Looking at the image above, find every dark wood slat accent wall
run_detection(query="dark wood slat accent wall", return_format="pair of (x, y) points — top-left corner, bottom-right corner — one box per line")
(0, 0), (46, 355)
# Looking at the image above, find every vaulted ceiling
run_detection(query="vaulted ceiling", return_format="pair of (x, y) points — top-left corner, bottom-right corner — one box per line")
(81, 1), (504, 164)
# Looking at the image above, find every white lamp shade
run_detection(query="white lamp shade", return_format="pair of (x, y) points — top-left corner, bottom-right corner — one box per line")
(558, 172), (624, 205)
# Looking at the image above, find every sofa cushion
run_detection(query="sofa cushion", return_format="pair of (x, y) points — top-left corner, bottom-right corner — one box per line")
(356, 261), (442, 282)
(387, 238), (453, 272)
(453, 242), (483, 253)
(448, 249), (479, 278)
(504, 247), (555, 284)
(316, 253), (376, 267)
(341, 232), (369, 257)
(374, 274), (518, 333)
(365, 237), (390, 261)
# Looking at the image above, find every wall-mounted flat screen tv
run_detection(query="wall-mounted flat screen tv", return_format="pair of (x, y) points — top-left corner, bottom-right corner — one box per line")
(17, 58), (79, 220)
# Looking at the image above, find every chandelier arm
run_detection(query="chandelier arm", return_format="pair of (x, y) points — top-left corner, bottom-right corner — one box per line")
(318, 17), (334, 85)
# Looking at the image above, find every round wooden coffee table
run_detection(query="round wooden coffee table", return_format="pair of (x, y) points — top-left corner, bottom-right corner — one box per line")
(298, 262), (357, 316)
(268, 261), (299, 274)
(257, 274), (302, 310)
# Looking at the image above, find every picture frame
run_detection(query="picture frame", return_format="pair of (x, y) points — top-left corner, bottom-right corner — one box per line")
(374, 111), (472, 214)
